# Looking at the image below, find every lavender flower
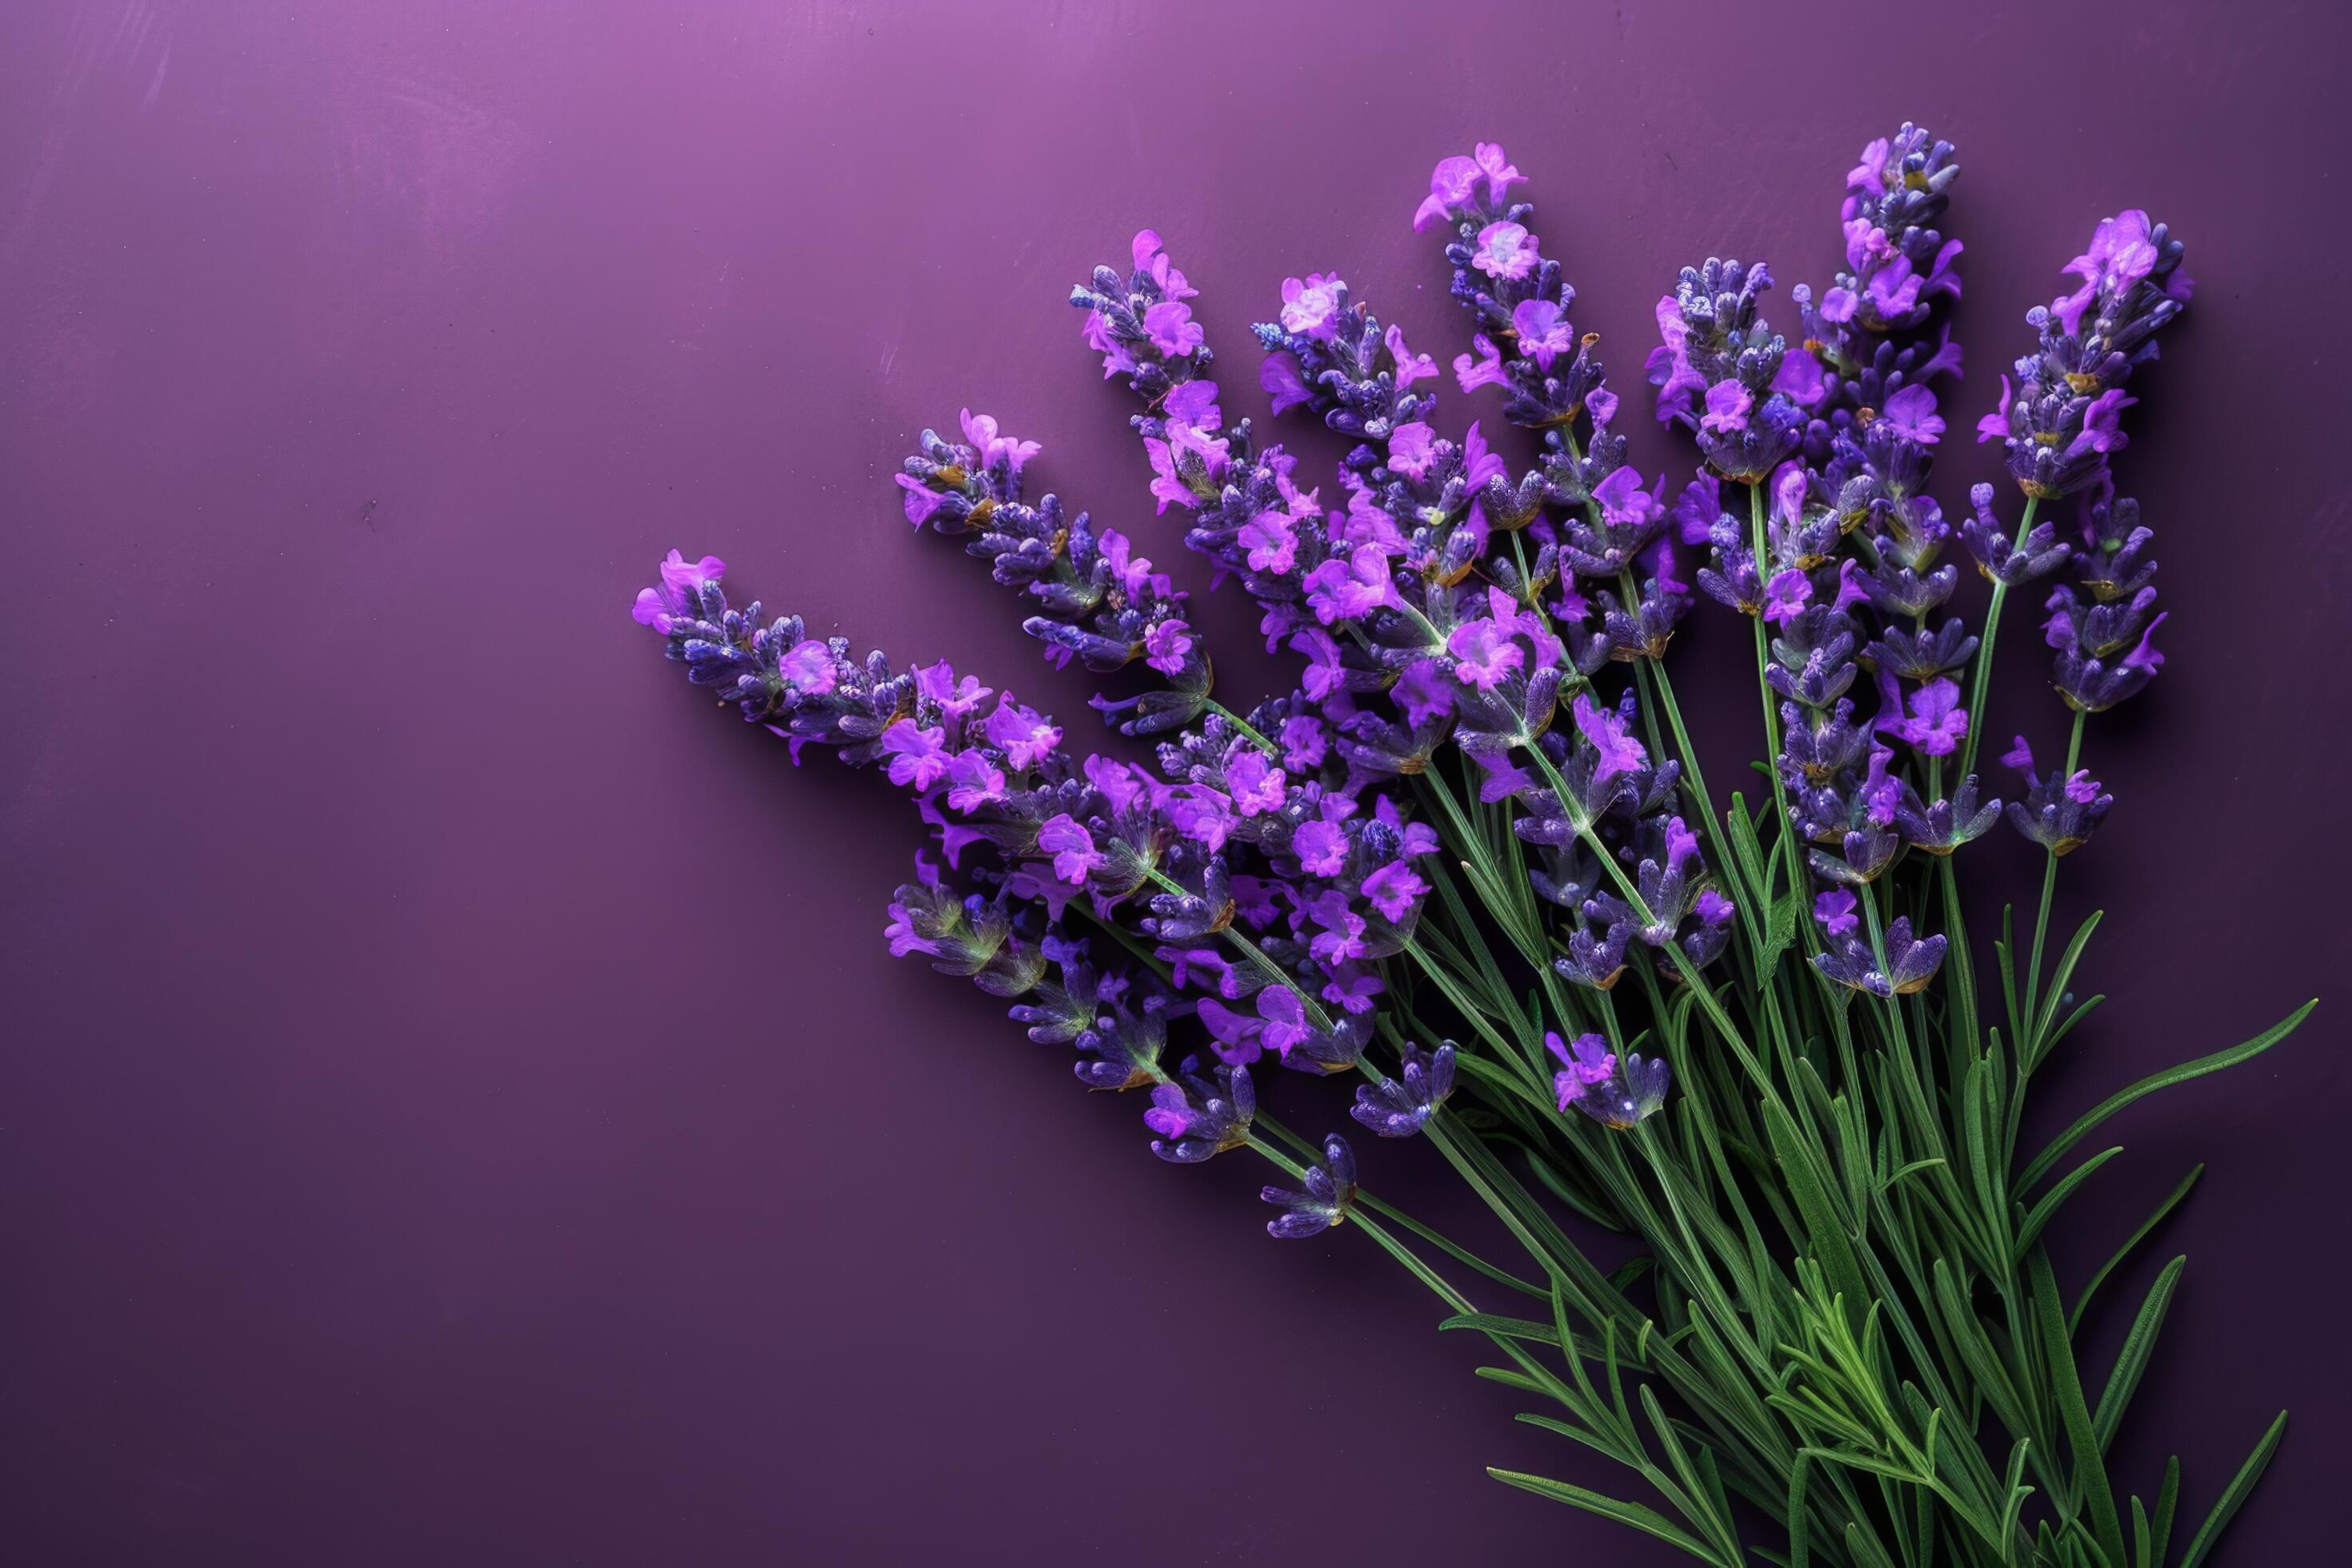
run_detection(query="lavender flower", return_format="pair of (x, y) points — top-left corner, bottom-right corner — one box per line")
(1251, 273), (1438, 442)
(1554, 1040), (1671, 1130)
(628, 129), (2307, 1568)
(1548, 1030), (1616, 1112)
(901, 415), (1212, 731)
(2040, 487), (2168, 712)
(1146, 1056), (1258, 1163)
(1649, 259), (1806, 482)
(1976, 210), (2190, 498)
(894, 408), (1038, 530)
(1260, 1134), (1358, 1238)
(2001, 736), (2114, 855)
(1826, 126), (1962, 335)
(1961, 482), (2071, 586)
(1417, 143), (1606, 432)
(1351, 1042), (1457, 1138)
(1812, 914), (1946, 997)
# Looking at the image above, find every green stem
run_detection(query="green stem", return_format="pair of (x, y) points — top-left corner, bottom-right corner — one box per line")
(1747, 485), (1809, 914)
(2022, 707), (2086, 1062)
(1954, 496), (2041, 783)
(1204, 698), (1278, 756)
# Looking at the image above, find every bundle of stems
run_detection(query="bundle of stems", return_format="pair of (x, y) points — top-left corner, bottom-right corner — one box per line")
(633, 126), (2310, 1566)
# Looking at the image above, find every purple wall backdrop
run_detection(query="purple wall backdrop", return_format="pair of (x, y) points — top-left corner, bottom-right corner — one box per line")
(4, 2), (2346, 1562)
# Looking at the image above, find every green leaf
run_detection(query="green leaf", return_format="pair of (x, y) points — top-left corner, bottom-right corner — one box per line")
(1797, 1445), (1930, 1488)
(1486, 1467), (1722, 1563)
(1725, 792), (1771, 905)
(2092, 1255), (2185, 1453)
(1438, 1311), (1558, 1346)
(2013, 1146), (2126, 1263)
(1760, 885), (1800, 989)
(1513, 1410), (1615, 1464)
(1997, 1439), (2036, 1556)
(2149, 1455), (2180, 1568)
(1933, 1259), (2033, 1442)
(2040, 992), (2106, 1060)
(2177, 1412), (2287, 1568)
(1643, 1384), (1738, 1562)
(1786, 1452), (1812, 1568)
(2026, 910), (2105, 1070)
(1876, 1157), (1949, 1198)
(2029, 1249), (2128, 1566)
(2072, 1164), (2202, 1336)
(1997, 905), (2021, 1047)
(1765, 1100), (1868, 1327)
(2018, 999), (2317, 1191)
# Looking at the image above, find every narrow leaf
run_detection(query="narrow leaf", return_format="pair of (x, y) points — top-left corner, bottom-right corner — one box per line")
(2092, 1255), (2186, 1453)
(2177, 1411), (2288, 1568)
(1766, 1100), (1868, 1326)
(2018, 1000), (2316, 1191)
(2013, 1146), (2126, 1263)
(2029, 1249), (2127, 1566)
(1438, 1311), (1558, 1346)
(2073, 1166), (2203, 1335)
(1486, 1468), (1720, 1562)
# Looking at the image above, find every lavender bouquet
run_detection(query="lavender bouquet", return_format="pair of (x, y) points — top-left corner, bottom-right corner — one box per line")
(632, 128), (2310, 1566)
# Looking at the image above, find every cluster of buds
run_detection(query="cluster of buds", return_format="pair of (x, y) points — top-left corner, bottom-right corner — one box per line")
(1976, 210), (2191, 499)
(898, 414), (1210, 736)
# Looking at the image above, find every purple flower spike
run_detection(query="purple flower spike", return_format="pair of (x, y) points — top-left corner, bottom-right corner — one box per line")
(1148, 1058), (1258, 1164)
(1982, 208), (2188, 498)
(1547, 1030), (1617, 1111)
(1574, 1052), (1672, 1130)
(1260, 1134), (1358, 1238)
(1813, 916), (1945, 998)
(631, 550), (726, 633)
(1649, 258), (1805, 481)
(1351, 1042), (1457, 1138)
(2005, 745), (2115, 855)
(1572, 692), (1650, 795)
(2040, 488), (2170, 713)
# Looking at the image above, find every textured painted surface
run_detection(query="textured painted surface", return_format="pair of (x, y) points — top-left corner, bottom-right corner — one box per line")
(2, 2), (2346, 1561)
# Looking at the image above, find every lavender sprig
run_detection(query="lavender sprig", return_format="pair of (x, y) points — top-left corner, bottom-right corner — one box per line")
(1976, 210), (2191, 500)
(629, 128), (2315, 1568)
(898, 410), (1213, 736)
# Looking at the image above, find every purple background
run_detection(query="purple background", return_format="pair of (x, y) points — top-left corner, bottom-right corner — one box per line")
(4, 2), (2346, 1562)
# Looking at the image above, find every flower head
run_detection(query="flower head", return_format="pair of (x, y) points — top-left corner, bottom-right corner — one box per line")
(983, 698), (1062, 769)
(1147, 1059), (1257, 1163)
(1278, 272), (1348, 340)
(1546, 1030), (1617, 1110)
(1471, 221), (1538, 281)
(1036, 814), (1103, 885)
(1260, 1134), (1358, 1238)
(631, 550), (726, 632)
(1351, 1043), (1457, 1138)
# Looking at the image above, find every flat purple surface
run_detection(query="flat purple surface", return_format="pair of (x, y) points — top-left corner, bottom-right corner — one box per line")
(4, 2), (2346, 1562)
